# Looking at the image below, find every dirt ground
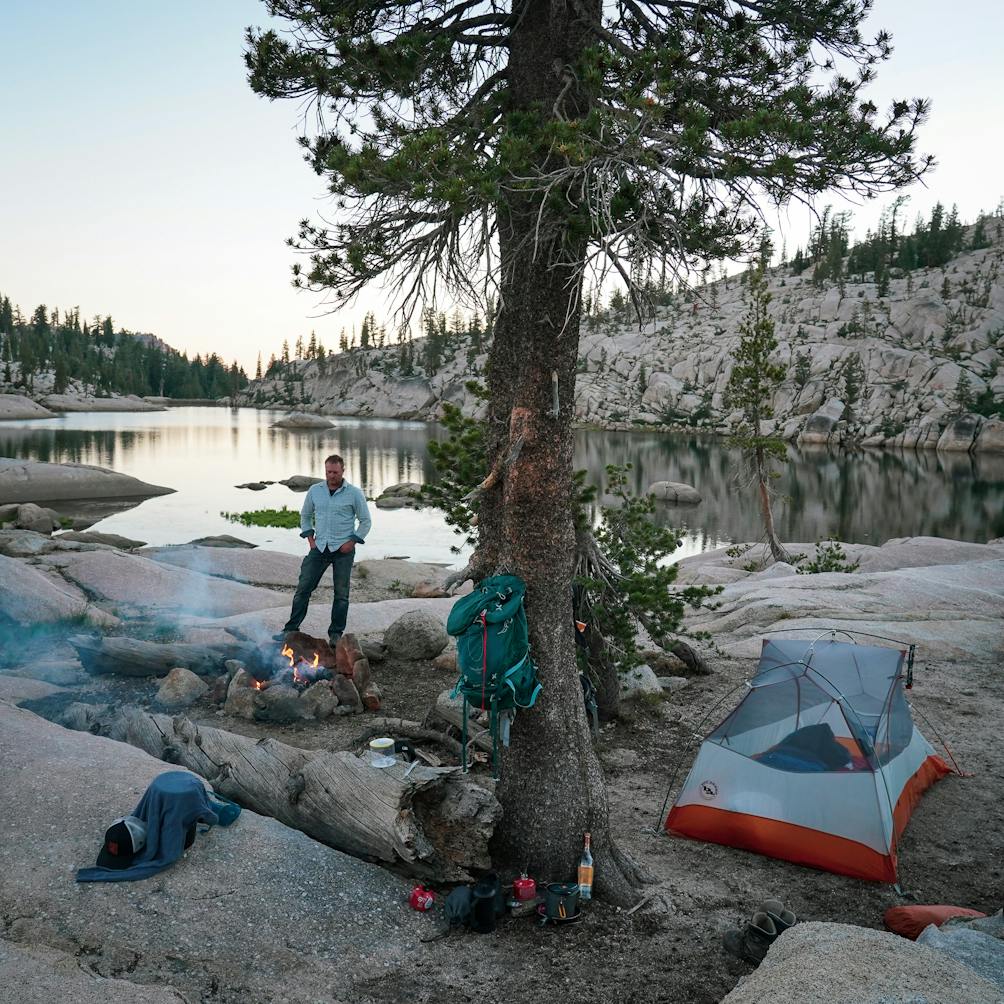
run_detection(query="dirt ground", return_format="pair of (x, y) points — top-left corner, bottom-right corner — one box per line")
(16, 645), (1004, 1004)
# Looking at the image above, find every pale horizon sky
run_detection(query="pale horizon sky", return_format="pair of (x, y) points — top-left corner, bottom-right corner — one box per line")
(1, 0), (1001, 373)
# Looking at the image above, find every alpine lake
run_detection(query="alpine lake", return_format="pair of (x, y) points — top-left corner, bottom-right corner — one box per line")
(1, 406), (1001, 565)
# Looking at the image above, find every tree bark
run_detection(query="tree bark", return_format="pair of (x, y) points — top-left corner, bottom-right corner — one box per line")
(103, 708), (499, 882)
(478, 0), (645, 905)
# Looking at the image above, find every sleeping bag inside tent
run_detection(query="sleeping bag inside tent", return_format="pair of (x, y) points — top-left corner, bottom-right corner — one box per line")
(665, 638), (953, 882)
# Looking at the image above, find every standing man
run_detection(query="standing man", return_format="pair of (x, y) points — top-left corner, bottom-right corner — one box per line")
(279, 454), (372, 647)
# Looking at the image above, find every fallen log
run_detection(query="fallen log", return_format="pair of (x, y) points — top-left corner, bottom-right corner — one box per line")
(432, 691), (493, 753)
(70, 635), (253, 677)
(105, 708), (499, 882)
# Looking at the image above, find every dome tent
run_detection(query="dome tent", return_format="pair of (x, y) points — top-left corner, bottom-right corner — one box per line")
(665, 636), (954, 882)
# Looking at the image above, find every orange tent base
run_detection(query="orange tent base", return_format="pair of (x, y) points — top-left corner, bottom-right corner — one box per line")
(666, 755), (951, 883)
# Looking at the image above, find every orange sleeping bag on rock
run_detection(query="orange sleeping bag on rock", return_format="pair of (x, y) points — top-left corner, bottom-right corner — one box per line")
(884, 905), (987, 940)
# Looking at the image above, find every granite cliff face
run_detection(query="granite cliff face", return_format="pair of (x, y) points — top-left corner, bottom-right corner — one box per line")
(240, 236), (1004, 452)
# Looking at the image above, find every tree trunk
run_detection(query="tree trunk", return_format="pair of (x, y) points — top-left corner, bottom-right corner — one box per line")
(755, 446), (791, 564)
(478, 0), (645, 905)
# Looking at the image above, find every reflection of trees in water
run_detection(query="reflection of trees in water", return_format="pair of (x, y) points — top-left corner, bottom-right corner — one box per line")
(2, 418), (1000, 546)
(0, 420), (438, 499)
(572, 430), (1004, 546)
(0, 427), (122, 468)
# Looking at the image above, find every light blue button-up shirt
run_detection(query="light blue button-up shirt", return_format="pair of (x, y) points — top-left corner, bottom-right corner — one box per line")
(299, 480), (372, 552)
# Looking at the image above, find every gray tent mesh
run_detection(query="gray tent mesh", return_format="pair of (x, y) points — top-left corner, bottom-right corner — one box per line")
(707, 639), (913, 773)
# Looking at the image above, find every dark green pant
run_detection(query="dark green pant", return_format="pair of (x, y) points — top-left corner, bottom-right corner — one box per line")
(282, 547), (354, 642)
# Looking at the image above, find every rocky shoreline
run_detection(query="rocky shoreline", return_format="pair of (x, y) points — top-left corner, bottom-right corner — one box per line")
(237, 239), (1004, 454)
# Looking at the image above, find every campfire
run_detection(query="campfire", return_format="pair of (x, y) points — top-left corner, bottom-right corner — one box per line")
(222, 631), (379, 723)
(249, 634), (337, 691)
(277, 643), (327, 688)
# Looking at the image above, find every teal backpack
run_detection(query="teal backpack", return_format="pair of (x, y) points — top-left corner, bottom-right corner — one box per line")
(446, 575), (542, 777)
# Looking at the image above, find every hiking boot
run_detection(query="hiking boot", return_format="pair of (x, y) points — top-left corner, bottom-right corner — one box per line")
(272, 631), (288, 642)
(723, 911), (778, 965)
(759, 899), (797, 934)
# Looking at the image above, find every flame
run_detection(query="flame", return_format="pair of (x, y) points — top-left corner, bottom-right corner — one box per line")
(277, 644), (324, 687)
(251, 678), (264, 691)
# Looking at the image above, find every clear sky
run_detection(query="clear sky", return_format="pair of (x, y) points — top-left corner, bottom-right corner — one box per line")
(1, 0), (1001, 372)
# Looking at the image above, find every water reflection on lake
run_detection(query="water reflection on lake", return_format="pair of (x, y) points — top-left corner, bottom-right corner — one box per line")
(574, 429), (1004, 556)
(1, 407), (1001, 565)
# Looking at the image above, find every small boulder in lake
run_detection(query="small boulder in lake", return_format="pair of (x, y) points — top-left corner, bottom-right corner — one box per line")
(648, 481), (702, 504)
(271, 412), (335, 430)
(279, 474), (322, 491)
(183, 534), (256, 548)
(157, 667), (209, 709)
(374, 481), (423, 510)
(383, 609), (449, 660)
(56, 530), (147, 549)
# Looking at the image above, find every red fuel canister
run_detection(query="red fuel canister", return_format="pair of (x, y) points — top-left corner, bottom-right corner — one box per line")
(512, 873), (536, 902)
(409, 885), (435, 911)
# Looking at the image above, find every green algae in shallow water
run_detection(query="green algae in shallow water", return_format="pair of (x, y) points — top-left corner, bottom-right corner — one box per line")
(221, 506), (300, 529)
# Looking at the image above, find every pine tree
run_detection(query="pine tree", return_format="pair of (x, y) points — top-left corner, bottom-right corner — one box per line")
(726, 268), (790, 563)
(255, 353), (263, 381)
(953, 371), (974, 414)
(249, 0), (931, 902)
(281, 339), (290, 366)
(794, 352), (812, 389)
(842, 352), (867, 423)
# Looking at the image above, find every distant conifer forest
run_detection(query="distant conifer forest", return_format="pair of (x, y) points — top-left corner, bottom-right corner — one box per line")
(0, 296), (248, 399)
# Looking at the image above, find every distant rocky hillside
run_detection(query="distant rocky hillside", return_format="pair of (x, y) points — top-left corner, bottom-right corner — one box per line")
(238, 229), (1004, 453)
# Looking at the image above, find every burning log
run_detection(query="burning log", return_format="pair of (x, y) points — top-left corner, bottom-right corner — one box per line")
(106, 708), (499, 881)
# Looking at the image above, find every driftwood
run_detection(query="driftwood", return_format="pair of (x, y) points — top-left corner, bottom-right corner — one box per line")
(105, 708), (499, 881)
(432, 691), (494, 753)
(70, 635), (253, 677)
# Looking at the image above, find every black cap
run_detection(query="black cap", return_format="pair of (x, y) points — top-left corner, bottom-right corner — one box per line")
(96, 815), (147, 869)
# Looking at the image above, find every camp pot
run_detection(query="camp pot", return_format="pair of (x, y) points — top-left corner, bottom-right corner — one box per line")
(544, 882), (580, 921)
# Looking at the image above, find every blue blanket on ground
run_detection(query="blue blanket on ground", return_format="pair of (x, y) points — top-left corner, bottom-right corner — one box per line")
(76, 771), (240, 883)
